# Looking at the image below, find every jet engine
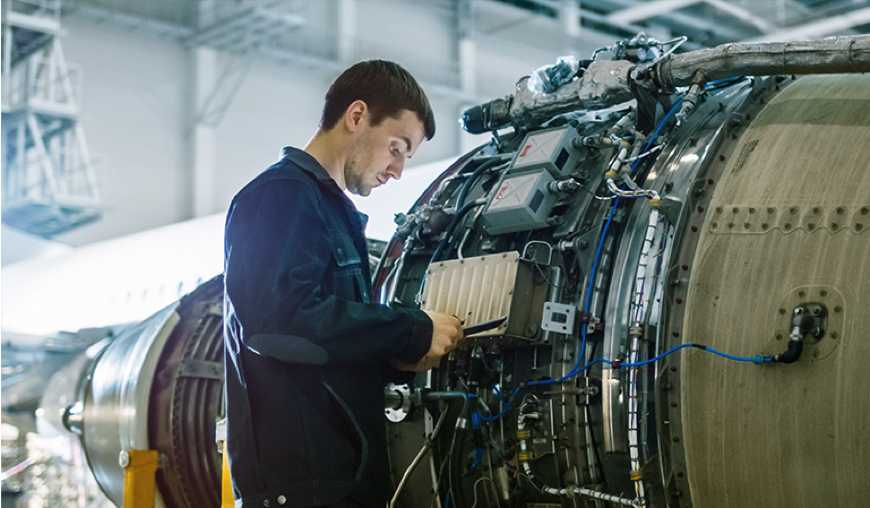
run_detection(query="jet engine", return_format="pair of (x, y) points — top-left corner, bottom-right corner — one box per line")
(54, 34), (870, 508)
(377, 36), (870, 508)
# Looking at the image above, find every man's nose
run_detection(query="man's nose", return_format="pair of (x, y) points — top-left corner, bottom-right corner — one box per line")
(388, 160), (404, 181)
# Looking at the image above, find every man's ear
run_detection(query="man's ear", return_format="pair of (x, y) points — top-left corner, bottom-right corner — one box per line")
(344, 100), (368, 133)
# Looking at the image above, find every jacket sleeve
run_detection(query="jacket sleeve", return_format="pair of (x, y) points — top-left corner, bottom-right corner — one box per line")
(225, 177), (432, 366)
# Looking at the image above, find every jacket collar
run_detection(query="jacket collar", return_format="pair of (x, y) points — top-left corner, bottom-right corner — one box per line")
(281, 146), (336, 185)
(281, 146), (367, 231)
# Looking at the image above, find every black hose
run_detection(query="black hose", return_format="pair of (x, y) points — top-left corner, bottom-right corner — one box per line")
(430, 200), (485, 263)
(449, 417), (469, 508)
(773, 340), (803, 363)
(455, 157), (506, 210)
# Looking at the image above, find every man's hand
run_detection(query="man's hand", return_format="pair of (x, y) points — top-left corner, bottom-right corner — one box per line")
(392, 311), (462, 372)
(424, 310), (463, 356)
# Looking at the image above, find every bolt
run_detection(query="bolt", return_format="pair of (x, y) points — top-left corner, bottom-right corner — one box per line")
(775, 333), (783, 340)
(861, 207), (869, 215)
(784, 223), (792, 230)
(856, 224), (864, 231)
(677, 472), (685, 478)
(728, 223), (735, 229)
(749, 207), (756, 214)
(830, 332), (838, 339)
(834, 306), (842, 313)
(744, 223), (751, 229)
(836, 207), (845, 215)
(790, 207), (798, 215)
(808, 223), (816, 231)
(812, 207), (820, 215)
(762, 223), (769, 230)
(812, 349), (820, 358)
(778, 308), (786, 315)
(820, 290), (828, 297)
(732, 207), (740, 214)
(798, 290), (806, 298)
(673, 437), (680, 443)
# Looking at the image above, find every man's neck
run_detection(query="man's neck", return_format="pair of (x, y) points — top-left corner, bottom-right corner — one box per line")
(304, 130), (347, 190)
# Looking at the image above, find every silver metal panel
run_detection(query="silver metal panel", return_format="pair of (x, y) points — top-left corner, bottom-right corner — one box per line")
(81, 303), (179, 507)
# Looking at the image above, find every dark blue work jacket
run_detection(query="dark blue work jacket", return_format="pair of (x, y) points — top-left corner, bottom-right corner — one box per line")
(223, 147), (432, 508)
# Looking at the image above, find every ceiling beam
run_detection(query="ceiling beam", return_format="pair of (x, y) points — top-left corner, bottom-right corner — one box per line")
(743, 6), (870, 42)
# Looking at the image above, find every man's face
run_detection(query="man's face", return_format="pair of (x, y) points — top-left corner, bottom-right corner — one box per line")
(344, 109), (426, 197)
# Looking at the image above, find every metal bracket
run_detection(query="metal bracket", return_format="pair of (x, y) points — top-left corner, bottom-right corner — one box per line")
(541, 302), (575, 333)
(578, 313), (605, 333)
(659, 195), (683, 224)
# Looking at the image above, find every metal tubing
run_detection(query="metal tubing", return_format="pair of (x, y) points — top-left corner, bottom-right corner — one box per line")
(657, 35), (870, 88)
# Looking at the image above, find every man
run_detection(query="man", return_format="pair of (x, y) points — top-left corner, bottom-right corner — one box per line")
(223, 60), (463, 508)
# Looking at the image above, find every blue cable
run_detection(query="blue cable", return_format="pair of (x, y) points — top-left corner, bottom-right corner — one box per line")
(471, 91), (754, 422)
(470, 447), (483, 471)
(566, 100), (684, 380)
(479, 386), (521, 421)
(492, 384), (507, 404)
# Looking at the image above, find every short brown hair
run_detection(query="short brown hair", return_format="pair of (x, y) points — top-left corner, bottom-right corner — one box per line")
(320, 60), (435, 140)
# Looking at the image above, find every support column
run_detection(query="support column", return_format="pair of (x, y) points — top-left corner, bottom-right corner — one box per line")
(189, 47), (217, 218)
(457, 0), (480, 155)
(560, 0), (581, 54)
(337, 0), (357, 64)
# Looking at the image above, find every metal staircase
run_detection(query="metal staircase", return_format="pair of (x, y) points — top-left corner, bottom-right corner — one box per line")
(2, 0), (102, 238)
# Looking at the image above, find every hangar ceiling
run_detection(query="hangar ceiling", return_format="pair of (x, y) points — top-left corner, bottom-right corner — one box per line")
(55, 0), (870, 103)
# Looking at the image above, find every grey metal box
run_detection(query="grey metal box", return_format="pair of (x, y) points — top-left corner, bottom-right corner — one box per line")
(511, 126), (581, 176)
(482, 170), (556, 234)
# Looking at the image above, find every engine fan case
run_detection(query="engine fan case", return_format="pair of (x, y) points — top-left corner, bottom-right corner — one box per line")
(680, 75), (870, 507)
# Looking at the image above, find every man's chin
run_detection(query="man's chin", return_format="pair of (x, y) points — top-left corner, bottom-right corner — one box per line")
(348, 186), (372, 197)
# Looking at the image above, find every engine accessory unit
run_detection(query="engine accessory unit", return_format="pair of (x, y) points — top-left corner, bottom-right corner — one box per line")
(510, 126), (582, 177)
(419, 251), (549, 345)
(482, 170), (557, 235)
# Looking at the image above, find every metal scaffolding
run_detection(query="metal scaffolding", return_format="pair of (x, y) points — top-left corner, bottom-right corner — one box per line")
(2, 0), (102, 238)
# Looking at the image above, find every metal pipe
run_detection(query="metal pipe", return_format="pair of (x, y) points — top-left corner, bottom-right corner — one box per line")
(497, 35), (870, 129)
(543, 485), (642, 507)
(656, 35), (870, 89)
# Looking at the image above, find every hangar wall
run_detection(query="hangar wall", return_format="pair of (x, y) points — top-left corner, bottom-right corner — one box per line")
(51, 0), (599, 247)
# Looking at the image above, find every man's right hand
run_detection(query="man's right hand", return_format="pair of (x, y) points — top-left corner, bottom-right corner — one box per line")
(423, 310), (463, 357)
(393, 311), (462, 372)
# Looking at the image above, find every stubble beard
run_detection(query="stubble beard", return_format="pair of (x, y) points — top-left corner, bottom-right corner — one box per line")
(344, 131), (372, 197)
